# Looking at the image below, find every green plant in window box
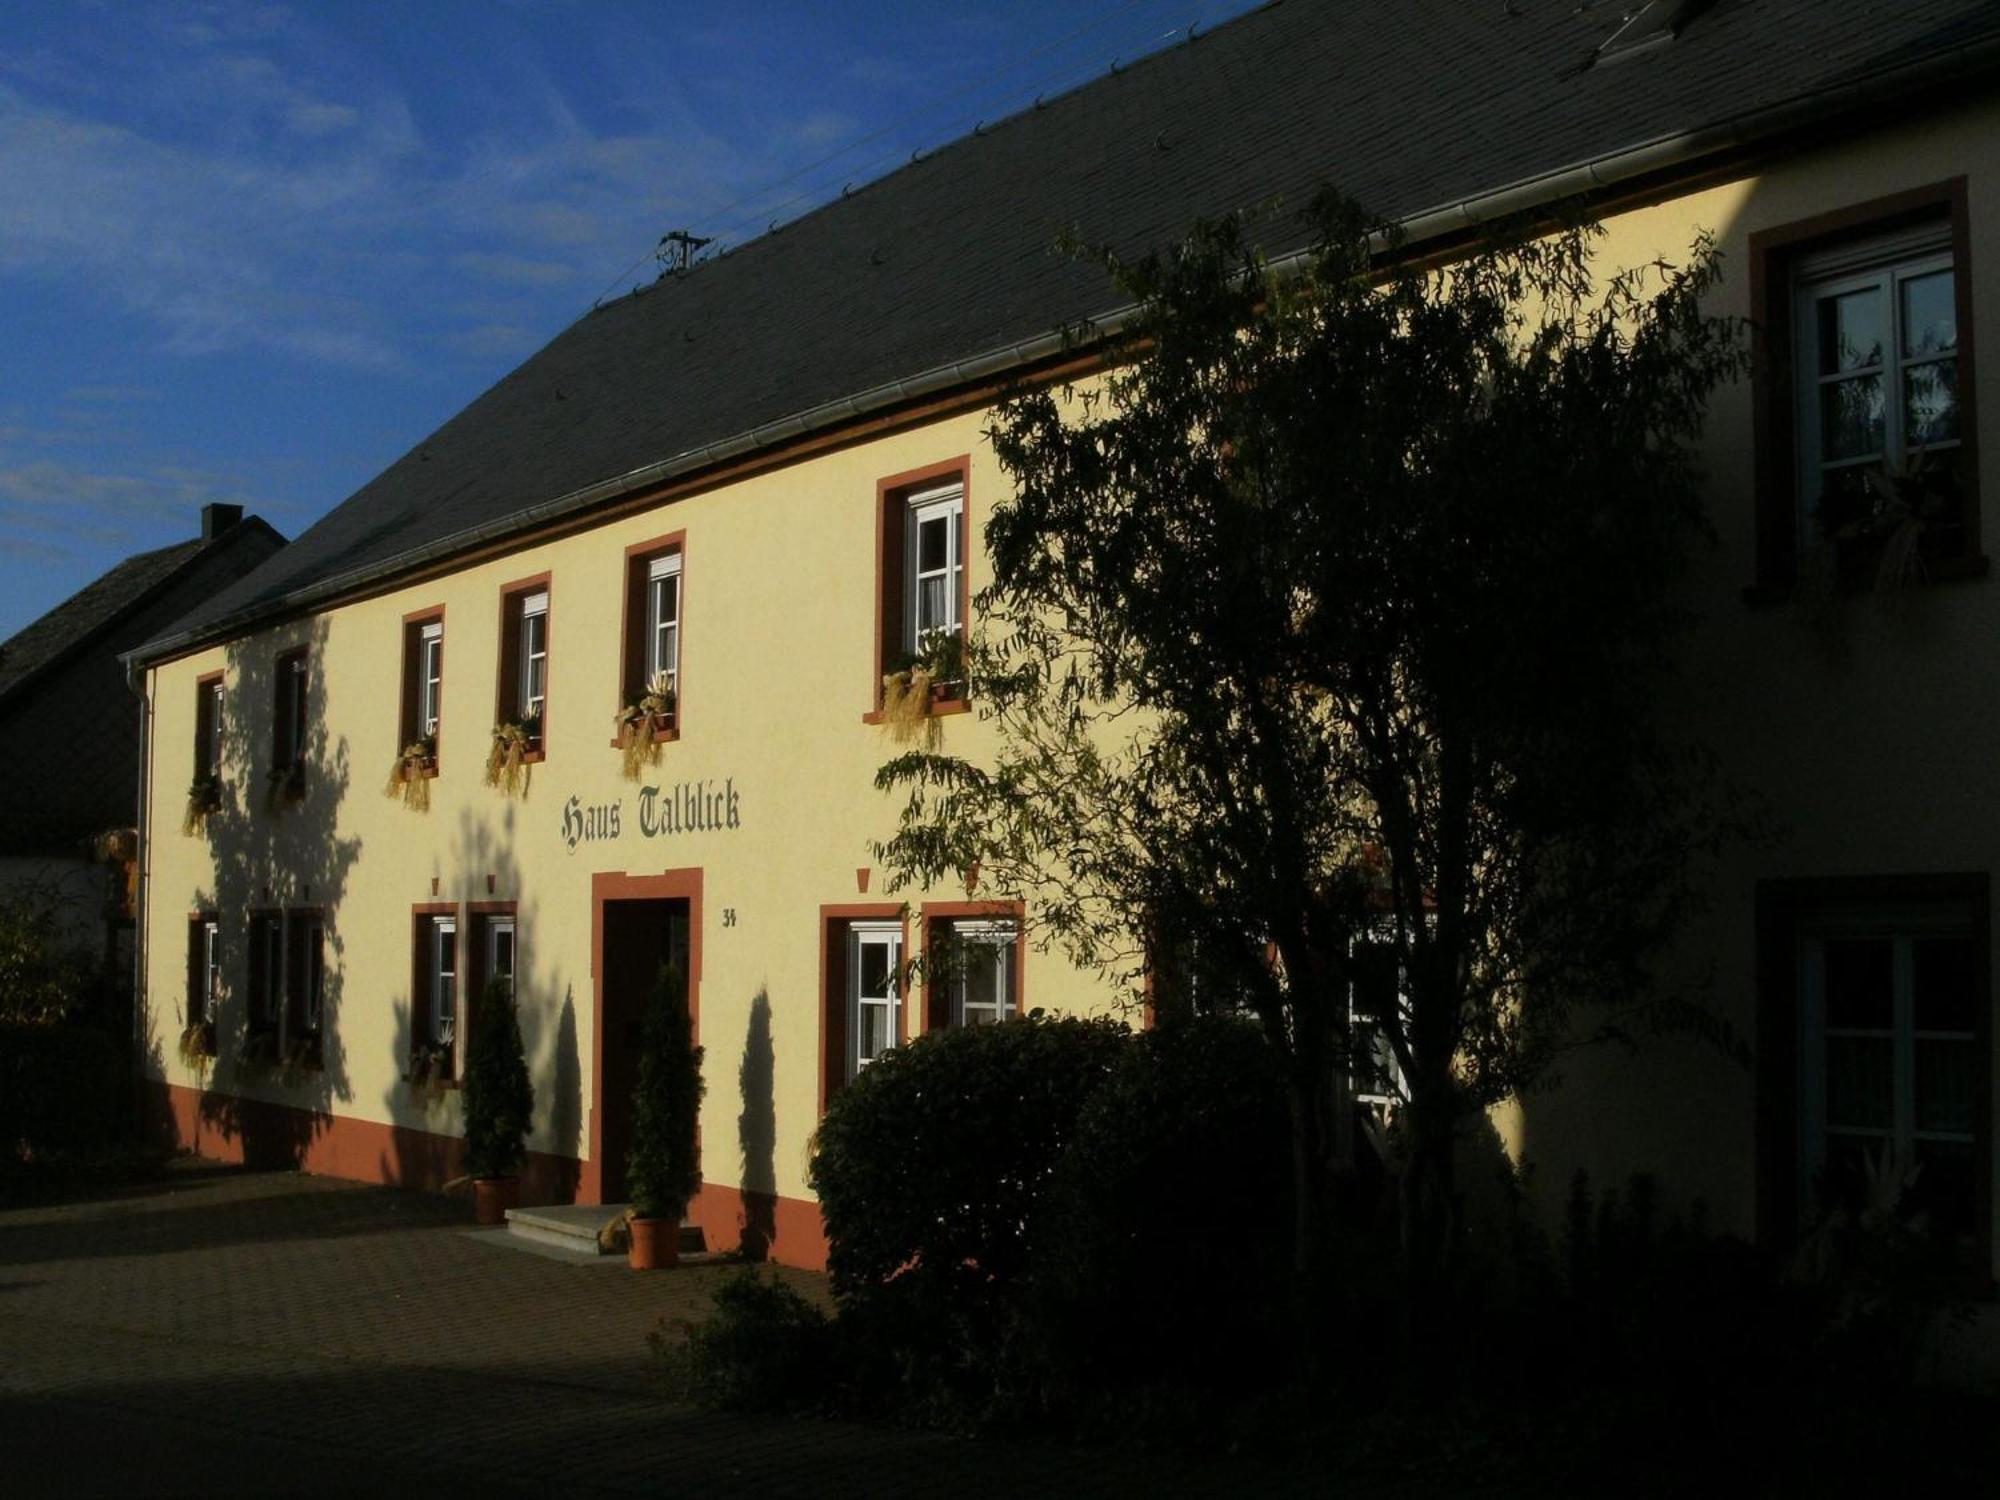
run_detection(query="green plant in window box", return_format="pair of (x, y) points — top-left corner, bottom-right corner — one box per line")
(626, 961), (704, 1269)
(485, 713), (540, 798)
(614, 673), (675, 781)
(182, 773), (223, 836)
(408, 1037), (454, 1102)
(175, 1019), (216, 1069)
(384, 733), (438, 812)
(264, 760), (306, 810)
(1804, 447), (1960, 597)
(879, 631), (968, 746)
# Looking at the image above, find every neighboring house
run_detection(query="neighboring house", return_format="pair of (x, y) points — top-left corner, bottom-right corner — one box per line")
(0, 504), (284, 988)
(124, 0), (2000, 1276)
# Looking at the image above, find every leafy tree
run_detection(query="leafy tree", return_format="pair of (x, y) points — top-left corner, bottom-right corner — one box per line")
(0, 880), (97, 1025)
(462, 974), (534, 1179)
(628, 961), (704, 1221)
(873, 196), (1747, 1307)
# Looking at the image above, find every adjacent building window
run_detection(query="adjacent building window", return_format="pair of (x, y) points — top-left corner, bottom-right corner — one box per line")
(271, 648), (308, 790)
(187, 915), (220, 1028)
(1347, 941), (1406, 1111)
(1751, 180), (1978, 587)
(497, 581), (550, 753)
(621, 536), (684, 735)
(847, 921), (903, 1076)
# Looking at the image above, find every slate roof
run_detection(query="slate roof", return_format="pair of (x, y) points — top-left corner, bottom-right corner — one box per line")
(0, 539), (203, 701)
(134, 0), (2000, 662)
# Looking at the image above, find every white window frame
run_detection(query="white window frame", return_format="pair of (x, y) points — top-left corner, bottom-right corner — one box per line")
(485, 915), (517, 994)
(1347, 936), (1407, 1112)
(202, 679), (224, 779)
(948, 919), (1015, 1028)
(255, 916), (283, 1032)
(904, 482), (964, 655)
(1792, 223), (1958, 551)
(297, 916), (325, 1034)
(1797, 904), (1978, 1229)
(645, 553), (681, 693)
(518, 592), (548, 725)
(196, 919), (220, 1025)
(847, 921), (903, 1078)
(277, 652), (307, 768)
(418, 621), (444, 739)
(431, 915), (458, 1056)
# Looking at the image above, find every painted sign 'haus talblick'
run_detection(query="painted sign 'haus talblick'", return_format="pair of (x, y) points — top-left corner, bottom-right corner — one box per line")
(129, 1), (2000, 1274)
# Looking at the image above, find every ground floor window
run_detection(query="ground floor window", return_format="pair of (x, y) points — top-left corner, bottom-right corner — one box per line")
(924, 914), (1020, 1029)
(248, 913), (282, 1040)
(412, 909), (459, 1083)
(1761, 874), (1988, 1271)
(187, 915), (220, 1027)
(847, 921), (903, 1077)
(284, 911), (326, 1067)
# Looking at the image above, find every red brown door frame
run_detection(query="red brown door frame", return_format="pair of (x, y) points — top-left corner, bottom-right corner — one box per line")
(585, 868), (703, 1204)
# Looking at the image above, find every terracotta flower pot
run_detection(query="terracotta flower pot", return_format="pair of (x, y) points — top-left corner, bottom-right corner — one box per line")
(628, 1215), (678, 1271)
(473, 1176), (520, 1226)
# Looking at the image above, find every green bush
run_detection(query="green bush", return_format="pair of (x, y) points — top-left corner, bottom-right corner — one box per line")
(1029, 1013), (1293, 1400)
(650, 1267), (835, 1412)
(0, 883), (97, 1025)
(0, 1019), (125, 1165)
(628, 962), (704, 1220)
(461, 976), (534, 1179)
(808, 1012), (1128, 1304)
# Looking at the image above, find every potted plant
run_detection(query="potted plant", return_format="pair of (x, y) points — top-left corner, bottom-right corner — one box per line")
(183, 773), (223, 836)
(878, 631), (967, 745)
(613, 672), (675, 780)
(176, 1018), (216, 1068)
(385, 733), (438, 812)
(462, 974), (534, 1226)
(485, 712), (540, 798)
(625, 960), (704, 1269)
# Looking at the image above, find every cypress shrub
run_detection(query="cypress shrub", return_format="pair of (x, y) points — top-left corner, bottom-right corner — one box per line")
(462, 975), (534, 1179)
(628, 961), (704, 1220)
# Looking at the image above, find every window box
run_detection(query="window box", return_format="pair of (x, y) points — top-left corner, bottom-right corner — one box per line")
(486, 713), (541, 798)
(386, 733), (439, 812)
(176, 1019), (216, 1068)
(613, 677), (677, 779)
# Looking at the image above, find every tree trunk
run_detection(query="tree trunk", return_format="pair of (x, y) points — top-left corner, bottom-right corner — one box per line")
(1397, 1082), (1459, 1371)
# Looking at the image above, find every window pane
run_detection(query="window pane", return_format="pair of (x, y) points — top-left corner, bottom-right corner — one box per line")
(918, 514), (949, 573)
(857, 999), (891, 1062)
(1903, 359), (1959, 447)
(859, 939), (892, 1000)
(1824, 1035), (1892, 1129)
(1913, 936), (1977, 1033)
(1816, 287), (1883, 373)
(1915, 1038), (1976, 1135)
(1823, 938), (1892, 1029)
(493, 926), (515, 981)
(1818, 375), (1884, 461)
(960, 941), (1004, 1023)
(1900, 271), (1956, 358)
(918, 576), (949, 634)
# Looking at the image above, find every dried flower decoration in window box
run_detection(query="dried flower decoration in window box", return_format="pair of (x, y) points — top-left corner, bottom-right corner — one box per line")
(485, 713), (539, 799)
(614, 672), (675, 781)
(385, 734), (438, 812)
(183, 773), (224, 836)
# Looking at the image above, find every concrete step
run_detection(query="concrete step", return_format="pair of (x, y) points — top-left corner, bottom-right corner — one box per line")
(503, 1203), (705, 1256)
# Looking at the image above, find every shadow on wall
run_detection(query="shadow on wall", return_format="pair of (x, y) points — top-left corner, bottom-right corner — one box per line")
(371, 802), (579, 1202)
(185, 617), (361, 1170)
(738, 987), (777, 1260)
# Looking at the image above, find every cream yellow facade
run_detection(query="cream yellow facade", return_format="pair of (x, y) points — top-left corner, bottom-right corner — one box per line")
(138, 90), (2000, 1273)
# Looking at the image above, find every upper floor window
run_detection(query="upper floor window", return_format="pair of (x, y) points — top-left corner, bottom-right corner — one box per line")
(1751, 180), (1979, 590)
(271, 648), (308, 792)
(398, 609), (445, 771)
(497, 580), (550, 753)
(620, 536), (683, 738)
(905, 482), (964, 654)
(195, 674), (223, 780)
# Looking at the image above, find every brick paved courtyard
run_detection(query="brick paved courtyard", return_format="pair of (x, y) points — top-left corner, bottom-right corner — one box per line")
(0, 1160), (1309, 1497)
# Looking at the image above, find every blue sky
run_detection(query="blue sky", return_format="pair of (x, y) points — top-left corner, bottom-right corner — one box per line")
(0, 0), (1262, 640)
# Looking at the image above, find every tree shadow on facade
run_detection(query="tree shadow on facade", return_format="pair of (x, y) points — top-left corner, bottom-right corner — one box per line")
(737, 986), (776, 1259)
(185, 618), (361, 1172)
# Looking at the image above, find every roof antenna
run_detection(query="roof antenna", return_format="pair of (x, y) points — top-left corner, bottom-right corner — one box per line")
(656, 229), (712, 274)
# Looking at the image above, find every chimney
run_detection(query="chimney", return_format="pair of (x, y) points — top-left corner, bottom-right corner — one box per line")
(201, 503), (243, 540)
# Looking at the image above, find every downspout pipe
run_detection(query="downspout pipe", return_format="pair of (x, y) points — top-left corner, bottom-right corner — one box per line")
(124, 656), (151, 1114)
(127, 29), (2000, 669)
